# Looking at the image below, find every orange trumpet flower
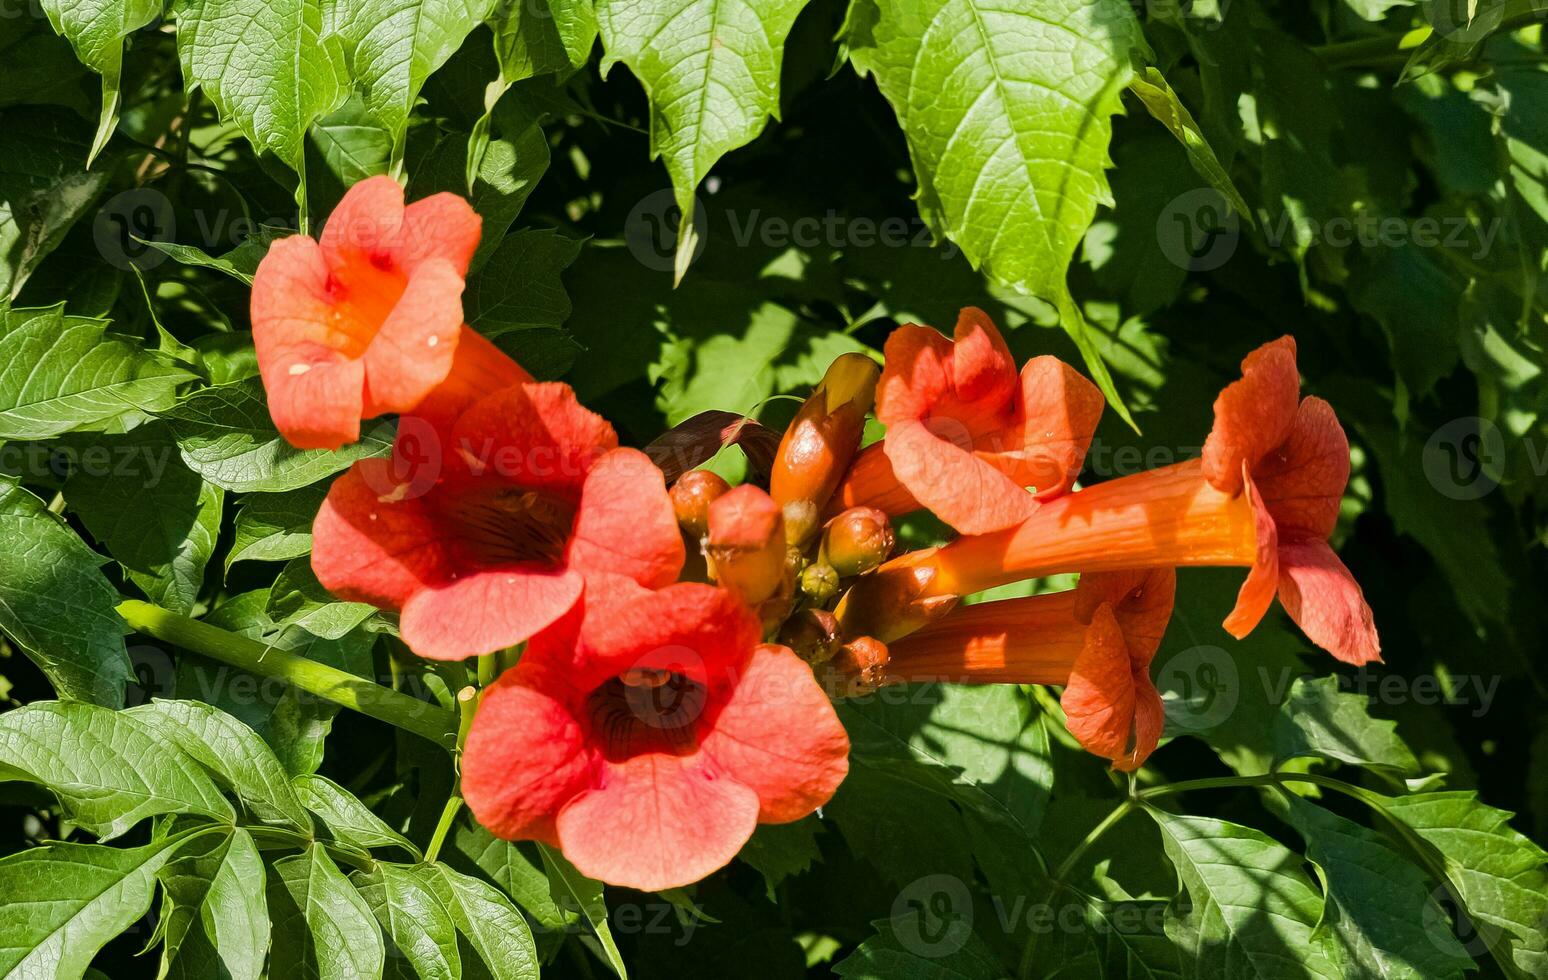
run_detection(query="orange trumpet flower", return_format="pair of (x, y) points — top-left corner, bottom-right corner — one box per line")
(838, 337), (1378, 666)
(839, 569), (1175, 771)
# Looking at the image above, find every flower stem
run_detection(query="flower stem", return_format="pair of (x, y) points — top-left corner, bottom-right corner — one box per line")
(425, 795), (464, 863)
(117, 600), (459, 750)
(1016, 799), (1134, 980)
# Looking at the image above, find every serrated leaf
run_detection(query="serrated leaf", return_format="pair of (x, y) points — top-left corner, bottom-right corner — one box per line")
(1283, 796), (1472, 980)
(846, 0), (1140, 422)
(465, 229), (583, 336)
(0, 108), (111, 301)
(0, 835), (190, 978)
(228, 483), (327, 569)
(162, 377), (391, 493)
(38, 0), (162, 162)
(0, 303), (193, 439)
(173, 0), (349, 187)
(354, 863), (462, 980)
(332, 0), (498, 165)
(295, 773), (420, 858)
(539, 845), (624, 978)
(423, 862), (542, 980)
(158, 828), (269, 980)
(268, 844), (386, 980)
(268, 557), (378, 639)
(1148, 809), (1341, 979)
(491, 0), (597, 83)
(126, 698), (314, 832)
(1381, 792), (1548, 978)
(1272, 675), (1420, 776)
(0, 476), (132, 705)
(0, 701), (233, 838)
(596, 0), (811, 281)
(450, 824), (572, 933)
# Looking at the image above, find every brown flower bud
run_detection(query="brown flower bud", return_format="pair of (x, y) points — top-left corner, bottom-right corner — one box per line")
(828, 636), (892, 696)
(671, 469), (731, 539)
(706, 484), (787, 606)
(834, 550), (960, 643)
(821, 506), (895, 577)
(771, 353), (879, 544)
(778, 608), (841, 665)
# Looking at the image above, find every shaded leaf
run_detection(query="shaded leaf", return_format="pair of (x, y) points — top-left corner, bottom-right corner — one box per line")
(158, 828), (270, 980)
(268, 843), (386, 980)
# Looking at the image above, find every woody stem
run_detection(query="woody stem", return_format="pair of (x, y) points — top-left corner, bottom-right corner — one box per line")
(117, 600), (459, 750)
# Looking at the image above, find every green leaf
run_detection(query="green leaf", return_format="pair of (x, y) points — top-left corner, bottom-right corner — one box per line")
(332, 0), (498, 165)
(38, 0), (162, 163)
(1272, 675), (1420, 776)
(162, 377), (391, 493)
(539, 844), (625, 978)
(0, 6), (94, 114)
(833, 915), (1004, 979)
(268, 843), (386, 980)
(846, 0), (1140, 421)
(738, 818), (823, 901)
(0, 303), (193, 439)
(173, 0), (349, 186)
(466, 229), (584, 336)
(1127, 66), (1252, 225)
(0, 108), (111, 301)
(1381, 792), (1548, 978)
(1283, 796), (1472, 980)
(309, 94), (394, 190)
(0, 701), (233, 837)
(228, 483), (328, 569)
(295, 773), (420, 858)
(64, 423), (222, 615)
(423, 862), (543, 980)
(0, 476), (132, 705)
(125, 698), (315, 832)
(1147, 808), (1341, 979)
(450, 824), (572, 933)
(491, 0), (597, 83)
(158, 828), (270, 980)
(596, 0), (811, 281)
(268, 557), (378, 639)
(354, 863), (462, 980)
(0, 835), (190, 978)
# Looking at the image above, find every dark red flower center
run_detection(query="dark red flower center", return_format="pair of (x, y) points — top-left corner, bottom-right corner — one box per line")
(447, 483), (578, 566)
(585, 671), (708, 759)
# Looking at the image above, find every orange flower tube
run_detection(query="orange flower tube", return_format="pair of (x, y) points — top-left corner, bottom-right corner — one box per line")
(839, 569), (1176, 771)
(838, 337), (1379, 666)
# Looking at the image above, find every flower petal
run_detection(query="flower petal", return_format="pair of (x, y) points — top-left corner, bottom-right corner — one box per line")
(555, 752), (760, 892)
(1223, 465), (1279, 639)
(461, 663), (593, 846)
(567, 449), (685, 590)
(875, 323), (953, 425)
(397, 192), (481, 276)
(361, 258), (464, 414)
(576, 582), (759, 686)
(1075, 567), (1176, 666)
(700, 644), (849, 822)
(1278, 539), (1381, 665)
(884, 418), (1036, 534)
(1001, 355), (1105, 500)
(450, 382), (618, 495)
(946, 307), (1018, 408)
(1062, 604), (1142, 767)
(1256, 396), (1349, 540)
(1202, 336), (1299, 494)
(400, 564), (584, 660)
(319, 175), (405, 269)
(312, 459), (455, 609)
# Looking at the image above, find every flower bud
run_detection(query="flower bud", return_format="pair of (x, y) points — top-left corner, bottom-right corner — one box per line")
(799, 562), (840, 604)
(778, 608), (841, 665)
(671, 469), (731, 539)
(771, 353), (880, 544)
(827, 636), (891, 696)
(706, 484), (787, 606)
(834, 551), (960, 642)
(821, 506), (894, 577)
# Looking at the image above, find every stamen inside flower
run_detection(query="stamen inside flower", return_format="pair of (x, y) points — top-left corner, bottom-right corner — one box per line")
(444, 484), (578, 565)
(586, 673), (707, 758)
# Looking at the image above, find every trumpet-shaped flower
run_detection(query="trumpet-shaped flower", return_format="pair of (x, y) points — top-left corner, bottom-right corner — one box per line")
(251, 176), (487, 449)
(872, 569), (1175, 771)
(832, 308), (1104, 534)
(461, 578), (849, 891)
(311, 382), (684, 660)
(838, 337), (1378, 665)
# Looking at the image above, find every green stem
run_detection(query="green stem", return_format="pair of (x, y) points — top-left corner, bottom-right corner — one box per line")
(424, 795), (463, 863)
(1016, 799), (1134, 980)
(1134, 770), (1378, 803)
(118, 600), (459, 750)
(1314, 2), (1547, 69)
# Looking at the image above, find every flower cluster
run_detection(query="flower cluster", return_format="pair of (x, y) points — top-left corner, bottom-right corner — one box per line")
(252, 180), (1379, 890)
